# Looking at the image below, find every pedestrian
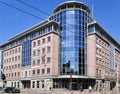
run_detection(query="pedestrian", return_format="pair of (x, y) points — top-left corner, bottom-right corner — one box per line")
(88, 85), (92, 94)
(80, 84), (83, 92)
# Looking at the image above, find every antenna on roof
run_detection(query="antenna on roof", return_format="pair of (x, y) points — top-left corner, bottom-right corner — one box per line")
(92, 4), (94, 17)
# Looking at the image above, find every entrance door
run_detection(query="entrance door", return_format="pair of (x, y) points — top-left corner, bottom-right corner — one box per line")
(72, 82), (78, 90)
(22, 81), (30, 89)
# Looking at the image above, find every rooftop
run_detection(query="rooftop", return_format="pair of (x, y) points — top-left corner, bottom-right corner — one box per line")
(54, 0), (90, 13)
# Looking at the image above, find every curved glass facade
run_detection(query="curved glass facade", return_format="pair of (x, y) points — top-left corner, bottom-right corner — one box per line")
(49, 1), (92, 76)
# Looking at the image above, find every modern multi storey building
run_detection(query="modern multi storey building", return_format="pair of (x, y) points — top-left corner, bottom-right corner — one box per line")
(0, 0), (120, 91)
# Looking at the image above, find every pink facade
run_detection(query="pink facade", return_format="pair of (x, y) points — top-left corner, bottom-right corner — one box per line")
(31, 32), (60, 77)
(114, 49), (120, 80)
(87, 33), (110, 80)
(3, 45), (22, 79)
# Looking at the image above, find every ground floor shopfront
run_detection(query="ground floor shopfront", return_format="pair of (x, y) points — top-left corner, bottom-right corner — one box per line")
(3, 77), (117, 91)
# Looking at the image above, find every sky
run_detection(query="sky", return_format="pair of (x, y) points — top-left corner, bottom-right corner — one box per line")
(0, 0), (120, 44)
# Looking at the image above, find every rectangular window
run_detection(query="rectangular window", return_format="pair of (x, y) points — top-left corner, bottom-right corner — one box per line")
(33, 41), (36, 47)
(37, 81), (39, 88)
(42, 38), (45, 44)
(18, 55), (20, 60)
(47, 47), (51, 53)
(47, 68), (50, 74)
(42, 57), (45, 64)
(47, 36), (51, 42)
(10, 50), (11, 55)
(12, 57), (14, 62)
(15, 48), (17, 53)
(33, 70), (35, 75)
(32, 81), (35, 88)
(42, 69), (45, 74)
(17, 82), (20, 88)
(15, 56), (17, 61)
(25, 71), (27, 77)
(47, 57), (51, 63)
(38, 40), (40, 45)
(15, 64), (17, 69)
(14, 82), (16, 87)
(37, 59), (40, 65)
(33, 60), (36, 66)
(37, 50), (40, 55)
(37, 69), (40, 74)
(18, 47), (21, 52)
(33, 50), (36, 56)
(11, 82), (13, 87)
(18, 64), (20, 68)
(12, 50), (14, 54)
(7, 52), (9, 56)
(18, 72), (20, 76)
(42, 48), (45, 54)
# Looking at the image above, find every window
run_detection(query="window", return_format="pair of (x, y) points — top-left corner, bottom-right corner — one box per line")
(18, 64), (20, 68)
(12, 50), (14, 54)
(37, 59), (40, 65)
(17, 82), (20, 88)
(47, 36), (51, 42)
(7, 52), (9, 56)
(18, 72), (20, 76)
(18, 47), (21, 52)
(33, 60), (36, 66)
(47, 47), (51, 53)
(15, 72), (16, 77)
(33, 50), (36, 56)
(14, 82), (16, 87)
(18, 55), (20, 60)
(42, 48), (45, 54)
(38, 40), (40, 45)
(10, 50), (11, 55)
(32, 81), (35, 88)
(47, 57), (51, 63)
(37, 69), (40, 74)
(15, 56), (17, 61)
(12, 57), (14, 62)
(12, 65), (14, 69)
(9, 58), (11, 62)
(4, 53), (6, 57)
(47, 68), (50, 74)
(15, 48), (17, 53)
(42, 57), (45, 64)
(11, 82), (13, 87)
(15, 64), (17, 68)
(96, 38), (99, 43)
(25, 71), (27, 77)
(37, 50), (40, 55)
(33, 42), (36, 47)
(37, 81), (40, 88)
(42, 38), (45, 44)
(42, 69), (45, 74)
(33, 70), (35, 75)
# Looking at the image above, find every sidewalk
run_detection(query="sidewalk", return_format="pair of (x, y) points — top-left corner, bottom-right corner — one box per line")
(18, 89), (120, 94)
(20, 89), (102, 94)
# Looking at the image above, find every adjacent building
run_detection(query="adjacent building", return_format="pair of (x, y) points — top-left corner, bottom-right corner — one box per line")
(0, 0), (120, 91)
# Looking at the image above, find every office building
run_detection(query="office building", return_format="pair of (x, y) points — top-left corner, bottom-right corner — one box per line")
(0, 1), (120, 91)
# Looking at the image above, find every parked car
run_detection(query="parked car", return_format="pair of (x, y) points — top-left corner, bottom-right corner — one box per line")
(2, 87), (20, 93)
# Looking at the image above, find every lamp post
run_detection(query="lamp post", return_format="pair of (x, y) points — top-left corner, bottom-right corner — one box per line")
(69, 73), (72, 91)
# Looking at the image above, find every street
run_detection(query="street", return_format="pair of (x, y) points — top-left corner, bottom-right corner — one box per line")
(0, 89), (119, 94)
